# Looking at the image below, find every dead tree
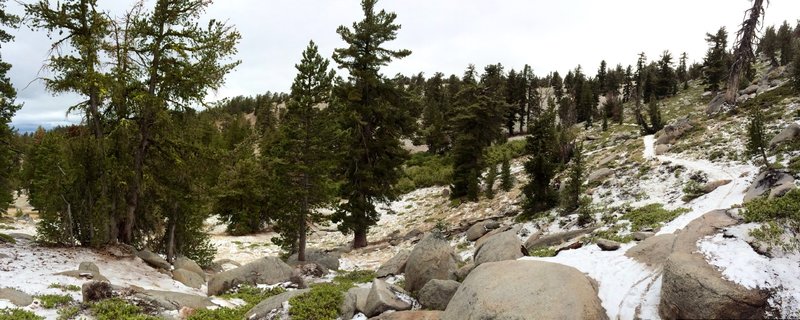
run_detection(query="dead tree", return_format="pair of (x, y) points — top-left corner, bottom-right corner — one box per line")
(725, 0), (767, 104)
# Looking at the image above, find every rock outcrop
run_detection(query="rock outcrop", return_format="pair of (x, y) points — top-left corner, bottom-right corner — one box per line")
(769, 123), (800, 149)
(524, 227), (597, 251)
(659, 210), (769, 319)
(134, 290), (215, 311)
(173, 269), (204, 289)
(473, 230), (525, 266)
(376, 250), (410, 278)
(207, 257), (294, 296)
(286, 249), (341, 271)
(404, 233), (457, 294)
(137, 250), (171, 270)
(465, 220), (500, 241)
(744, 170), (795, 202)
(442, 260), (607, 320)
(418, 279), (460, 311)
(0, 288), (33, 306)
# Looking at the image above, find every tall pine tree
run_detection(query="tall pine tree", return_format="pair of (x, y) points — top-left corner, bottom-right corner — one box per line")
(0, 0), (18, 214)
(331, 0), (414, 248)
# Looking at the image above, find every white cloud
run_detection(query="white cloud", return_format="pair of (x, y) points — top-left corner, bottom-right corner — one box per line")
(7, 0), (800, 130)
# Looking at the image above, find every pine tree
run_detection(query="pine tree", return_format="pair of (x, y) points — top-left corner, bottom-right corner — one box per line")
(450, 65), (507, 201)
(746, 105), (770, 168)
(702, 27), (729, 93)
(623, 65), (634, 102)
(500, 157), (513, 192)
(0, 0), (19, 214)
(656, 50), (677, 98)
(677, 52), (689, 89)
(268, 41), (338, 260)
(778, 21), (794, 66)
(522, 110), (559, 217)
(484, 164), (497, 199)
(562, 142), (584, 214)
(759, 26), (779, 67)
(597, 60), (607, 93)
(331, 0), (413, 248)
(793, 48), (800, 93)
(422, 72), (451, 154)
(552, 71), (564, 101)
(647, 95), (664, 132)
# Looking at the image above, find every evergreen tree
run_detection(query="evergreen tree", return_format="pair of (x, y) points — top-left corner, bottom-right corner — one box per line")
(522, 110), (559, 217)
(702, 27), (729, 93)
(623, 65), (634, 102)
(331, 0), (414, 248)
(596, 60), (607, 93)
(450, 65), (507, 201)
(500, 157), (513, 192)
(647, 95), (664, 132)
(213, 141), (268, 236)
(484, 164), (497, 199)
(270, 41), (337, 260)
(778, 21), (794, 66)
(422, 72), (451, 154)
(561, 142), (584, 214)
(746, 105), (770, 168)
(793, 48), (800, 93)
(552, 71), (564, 101)
(0, 0), (19, 213)
(656, 50), (677, 98)
(759, 26), (779, 67)
(677, 52), (688, 89)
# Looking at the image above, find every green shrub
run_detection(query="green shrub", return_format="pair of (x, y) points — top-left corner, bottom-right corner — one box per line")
(594, 225), (634, 243)
(289, 283), (349, 320)
(35, 294), (73, 309)
(90, 298), (159, 320)
(0, 232), (16, 244)
(187, 306), (247, 320)
(0, 309), (44, 320)
(623, 204), (689, 231)
(681, 180), (707, 202)
(397, 153), (453, 194)
(744, 189), (800, 222)
(528, 247), (557, 257)
(48, 283), (81, 292)
(57, 305), (80, 320)
(219, 285), (286, 306)
(333, 269), (376, 285)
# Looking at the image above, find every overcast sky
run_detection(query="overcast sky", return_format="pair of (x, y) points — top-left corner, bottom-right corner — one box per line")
(6, 0), (800, 131)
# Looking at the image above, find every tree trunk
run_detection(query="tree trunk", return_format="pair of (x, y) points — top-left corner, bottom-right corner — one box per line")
(298, 213), (307, 261)
(166, 216), (176, 263)
(725, 0), (765, 104)
(353, 227), (368, 249)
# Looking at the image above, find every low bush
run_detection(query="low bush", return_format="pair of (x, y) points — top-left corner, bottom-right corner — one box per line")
(622, 204), (689, 231)
(48, 283), (81, 292)
(333, 269), (376, 285)
(90, 298), (159, 320)
(528, 247), (557, 257)
(681, 180), (706, 202)
(0, 309), (44, 320)
(289, 283), (350, 320)
(35, 294), (73, 309)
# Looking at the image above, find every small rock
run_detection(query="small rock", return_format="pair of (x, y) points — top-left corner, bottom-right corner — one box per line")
(0, 288), (33, 306)
(377, 250), (411, 278)
(340, 287), (370, 320)
(137, 250), (171, 270)
(702, 180), (731, 193)
(173, 269), (204, 289)
(418, 279), (460, 311)
(595, 239), (621, 251)
(371, 311), (443, 320)
(465, 220), (499, 241)
(174, 256), (204, 279)
(655, 144), (670, 155)
(768, 181), (796, 199)
(588, 168), (613, 184)
(632, 231), (655, 241)
(365, 279), (413, 317)
(82, 281), (113, 303)
(79, 262), (100, 274)
(134, 290), (215, 311)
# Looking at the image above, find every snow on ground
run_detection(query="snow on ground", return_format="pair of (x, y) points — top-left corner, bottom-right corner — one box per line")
(699, 233), (800, 318)
(643, 135), (655, 159)
(521, 243), (659, 319)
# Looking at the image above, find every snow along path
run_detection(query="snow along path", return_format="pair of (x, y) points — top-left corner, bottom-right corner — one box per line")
(521, 136), (756, 320)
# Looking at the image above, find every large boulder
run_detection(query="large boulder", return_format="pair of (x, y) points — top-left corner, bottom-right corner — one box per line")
(244, 289), (310, 319)
(703, 179), (731, 193)
(404, 233), (458, 294)
(79, 262), (100, 274)
(473, 231), (525, 267)
(595, 239), (621, 251)
(465, 220), (499, 241)
(82, 281), (112, 303)
(588, 168), (613, 184)
(656, 118), (694, 145)
(0, 288), (33, 306)
(442, 260), (607, 320)
(706, 94), (726, 115)
(744, 170), (795, 202)
(137, 250), (171, 270)
(769, 181), (796, 199)
(659, 210), (769, 319)
(769, 123), (800, 149)
(625, 234), (676, 268)
(173, 269), (204, 289)
(377, 250), (411, 278)
(286, 249), (341, 271)
(340, 287), (370, 320)
(418, 279), (460, 311)
(174, 256), (204, 279)
(455, 262), (475, 281)
(207, 257), (294, 296)
(364, 279), (413, 317)
(372, 311), (442, 320)
(134, 290), (215, 311)
(524, 227), (597, 251)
